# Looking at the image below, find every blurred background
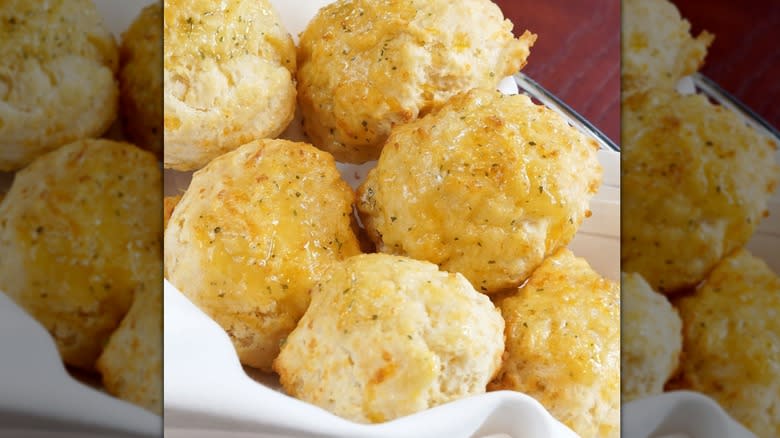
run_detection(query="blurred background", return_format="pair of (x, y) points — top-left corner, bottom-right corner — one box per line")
(494, 0), (620, 144)
(674, 0), (780, 129)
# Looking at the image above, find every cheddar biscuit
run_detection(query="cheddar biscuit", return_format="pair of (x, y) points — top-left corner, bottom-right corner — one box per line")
(297, 0), (535, 163)
(0, 139), (162, 370)
(97, 280), (162, 415)
(274, 253), (504, 423)
(164, 0), (296, 170)
(621, 271), (682, 403)
(358, 89), (602, 293)
(622, 90), (778, 293)
(165, 139), (361, 370)
(0, 0), (119, 171)
(119, 1), (163, 157)
(489, 249), (620, 438)
(675, 250), (780, 438)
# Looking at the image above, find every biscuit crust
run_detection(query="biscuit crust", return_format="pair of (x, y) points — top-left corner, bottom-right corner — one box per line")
(0, 0), (119, 171)
(297, 0), (535, 163)
(622, 0), (713, 97)
(357, 89), (602, 293)
(675, 250), (780, 438)
(274, 253), (504, 423)
(164, 139), (361, 370)
(163, 0), (297, 170)
(0, 139), (162, 370)
(622, 90), (778, 293)
(489, 249), (620, 438)
(621, 271), (682, 403)
(119, 2), (163, 157)
(97, 281), (162, 415)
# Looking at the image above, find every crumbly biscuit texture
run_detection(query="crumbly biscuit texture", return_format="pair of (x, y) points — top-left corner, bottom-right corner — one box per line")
(675, 250), (780, 438)
(164, 0), (296, 170)
(622, 0), (712, 97)
(164, 139), (361, 370)
(0, 0), (119, 171)
(97, 280), (162, 415)
(622, 90), (778, 293)
(0, 139), (162, 370)
(274, 253), (504, 423)
(357, 89), (602, 293)
(489, 249), (620, 438)
(120, 1), (163, 157)
(621, 271), (682, 403)
(297, 0), (535, 163)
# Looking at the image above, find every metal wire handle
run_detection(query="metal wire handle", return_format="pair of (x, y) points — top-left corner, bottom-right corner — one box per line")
(692, 73), (780, 144)
(513, 72), (621, 152)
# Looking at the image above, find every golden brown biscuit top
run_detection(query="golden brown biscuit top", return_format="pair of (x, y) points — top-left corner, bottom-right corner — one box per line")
(274, 253), (504, 423)
(677, 250), (780, 384)
(490, 248), (619, 437)
(357, 88), (602, 292)
(0, 0), (117, 77)
(622, 0), (712, 94)
(165, 138), (361, 306)
(0, 139), (161, 369)
(0, 140), (162, 302)
(296, 0), (535, 162)
(164, 0), (294, 72)
(496, 249), (620, 386)
(622, 90), (778, 292)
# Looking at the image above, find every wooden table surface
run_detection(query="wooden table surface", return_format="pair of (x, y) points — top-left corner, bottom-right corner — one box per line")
(673, 0), (780, 130)
(493, 0), (621, 145)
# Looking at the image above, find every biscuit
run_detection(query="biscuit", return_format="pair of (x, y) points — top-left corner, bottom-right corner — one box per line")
(119, 2), (163, 157)
(274, 253), (504, 423)
(165, 139), (361, 371)
(621, 271), (682, 403)
(622, 0), (712, 98)
(357, 89), (602, 293)
(489, 249), (620, 438)
(96, 280), (162, 415)
(622, 90), (778, 293)
(297, 0), (535, 163)
(0, 0), (119, 171)
(675, 250), (780, 438)
(164, 0), (297, 170)
(0, 139), (162, 370)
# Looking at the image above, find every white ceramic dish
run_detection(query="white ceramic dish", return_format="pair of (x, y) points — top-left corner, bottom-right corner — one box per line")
(622, 391), (757, 438)
(0, 1), (161, 437)
(0, 292), (159, 438)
